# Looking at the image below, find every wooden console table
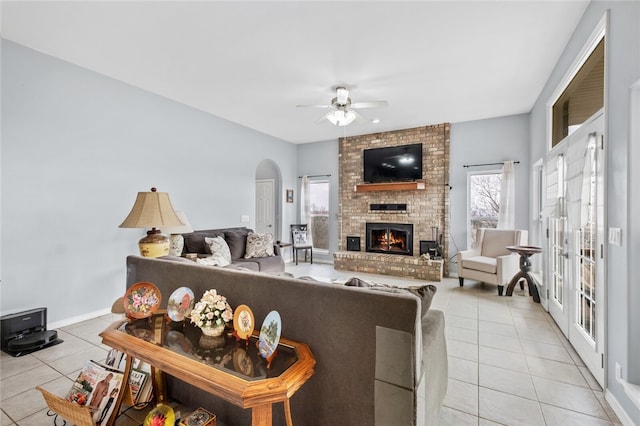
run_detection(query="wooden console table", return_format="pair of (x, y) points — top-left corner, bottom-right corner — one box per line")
(100, 314), (315, 426)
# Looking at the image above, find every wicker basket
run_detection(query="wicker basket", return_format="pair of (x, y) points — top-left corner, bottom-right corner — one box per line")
(36, 386), (95, 426)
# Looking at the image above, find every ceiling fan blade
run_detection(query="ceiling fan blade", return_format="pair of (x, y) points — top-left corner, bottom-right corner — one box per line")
(351, 100), (388, 109)
(296, 104), (332, 109)
(315, 110), (334, 124)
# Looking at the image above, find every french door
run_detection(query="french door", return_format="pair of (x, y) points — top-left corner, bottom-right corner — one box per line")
(544, 113), (605, 386)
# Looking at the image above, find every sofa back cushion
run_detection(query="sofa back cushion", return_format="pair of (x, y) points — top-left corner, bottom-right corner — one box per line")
(224, 230), (250, 259)
(183, 231), (225, 254)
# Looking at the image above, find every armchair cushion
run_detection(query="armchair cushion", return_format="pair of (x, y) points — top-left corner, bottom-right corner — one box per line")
(481, 229), (519, 258)
(461, 256), (496, 274)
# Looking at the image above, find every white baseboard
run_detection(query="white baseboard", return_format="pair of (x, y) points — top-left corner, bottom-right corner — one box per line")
(48, 308), (112, 330)
(605, 388), (636, 426)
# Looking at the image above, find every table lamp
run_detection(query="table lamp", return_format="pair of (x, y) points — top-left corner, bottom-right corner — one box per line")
(119, 187), (185, 257)
(163, 211), (194, 256)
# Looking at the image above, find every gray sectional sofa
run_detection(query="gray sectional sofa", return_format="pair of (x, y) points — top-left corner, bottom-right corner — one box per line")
(180, 227), (284, 272)
(125, 255), (447, 425)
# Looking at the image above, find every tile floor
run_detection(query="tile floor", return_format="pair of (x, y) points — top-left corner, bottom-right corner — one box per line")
(0, 262), (622, 425)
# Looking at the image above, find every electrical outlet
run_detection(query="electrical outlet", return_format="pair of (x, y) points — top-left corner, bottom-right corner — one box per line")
(608, 227), (622, 246)
(616, 362), (622, 383)
(241, 215), (250, 222)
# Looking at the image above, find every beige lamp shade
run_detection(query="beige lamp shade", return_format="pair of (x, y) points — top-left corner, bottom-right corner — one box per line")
(163, 211), (194, 235)
(119, 188), (184, 257)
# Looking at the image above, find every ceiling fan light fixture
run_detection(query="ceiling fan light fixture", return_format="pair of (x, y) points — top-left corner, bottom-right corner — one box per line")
(327, 109), (356, 126)
(336, 87), (349, 105)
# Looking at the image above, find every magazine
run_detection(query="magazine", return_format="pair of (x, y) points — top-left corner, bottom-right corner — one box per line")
(128, 367), (149, 404)
(65, 359), (124, 425)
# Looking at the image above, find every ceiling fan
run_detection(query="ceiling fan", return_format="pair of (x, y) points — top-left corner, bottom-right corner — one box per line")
(297, 86), (387, 126)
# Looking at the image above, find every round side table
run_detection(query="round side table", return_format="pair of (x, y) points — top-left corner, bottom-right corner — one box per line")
(505, 245), (542, 303)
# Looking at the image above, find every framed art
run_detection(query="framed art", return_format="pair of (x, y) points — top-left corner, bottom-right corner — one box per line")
(286, 189), (293, 203)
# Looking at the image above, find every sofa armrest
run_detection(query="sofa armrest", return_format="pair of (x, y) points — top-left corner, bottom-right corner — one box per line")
(496, 253), (520, 285)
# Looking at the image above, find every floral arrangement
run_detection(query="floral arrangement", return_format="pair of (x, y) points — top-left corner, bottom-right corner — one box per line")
(190, 289), (233, 329)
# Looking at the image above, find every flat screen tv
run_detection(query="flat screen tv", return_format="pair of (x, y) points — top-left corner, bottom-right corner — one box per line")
(363, 143), (423, 183)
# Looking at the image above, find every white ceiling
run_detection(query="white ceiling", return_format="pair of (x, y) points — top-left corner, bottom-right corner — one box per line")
(1, 1), (589, 144)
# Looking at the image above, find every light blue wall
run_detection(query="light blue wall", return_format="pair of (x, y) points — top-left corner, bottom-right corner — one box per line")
(449, 114), (531, 270)
(296, 139), (340, 261)
(529, 1), (640, 422)
(1, 40), (298, 324)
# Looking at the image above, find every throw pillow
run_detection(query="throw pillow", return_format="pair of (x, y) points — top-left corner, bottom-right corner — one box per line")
(344, 277), (437, 318)
(244, 233), (275, 258)
(204, 236), (232, 264)
(292, 230), (309, 245)
(196, 254), (231, 267)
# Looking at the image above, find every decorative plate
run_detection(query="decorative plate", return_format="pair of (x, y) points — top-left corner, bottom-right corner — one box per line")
(165, 330), (193, 355)
(233, 304), (255, 340)
(258, 310), (281, 359)
(232, 347), (254, 377)
(166, 286), (195, 322)
(123, 282), (161, 319)
(143, 403), (175, 426)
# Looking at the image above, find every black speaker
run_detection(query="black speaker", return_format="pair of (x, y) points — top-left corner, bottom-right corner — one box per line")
(346, 236), (361, 251)
(419, 240), (439, 256)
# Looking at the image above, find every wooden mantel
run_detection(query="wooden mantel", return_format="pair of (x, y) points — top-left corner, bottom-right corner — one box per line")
(354, 181), (426, 193)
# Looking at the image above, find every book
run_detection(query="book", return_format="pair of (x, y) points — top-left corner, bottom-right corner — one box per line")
(179, 407), (216, 426)
(128, 367), (149, 404)
(65, 359), (125, 424)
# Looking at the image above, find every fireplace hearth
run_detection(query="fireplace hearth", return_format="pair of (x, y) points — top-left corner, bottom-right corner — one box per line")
(366, 223), (413, 256)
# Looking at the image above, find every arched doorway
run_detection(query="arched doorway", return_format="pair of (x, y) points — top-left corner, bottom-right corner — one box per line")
(255, 159), (282, 241)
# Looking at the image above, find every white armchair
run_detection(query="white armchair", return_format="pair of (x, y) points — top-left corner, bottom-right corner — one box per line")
(457, 228), (528, 296)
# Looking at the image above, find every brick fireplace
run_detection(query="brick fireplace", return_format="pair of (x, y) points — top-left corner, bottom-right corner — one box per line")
(335, 123), (450, 280)
(366, 222), (413, 256)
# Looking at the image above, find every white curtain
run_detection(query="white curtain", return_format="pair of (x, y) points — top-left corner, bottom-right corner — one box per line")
(300, 175), (313, 243)
(497, 161), (515, 229)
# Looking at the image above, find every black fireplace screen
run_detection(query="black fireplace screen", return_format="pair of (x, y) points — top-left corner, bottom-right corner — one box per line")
(365, 223), (413, 256)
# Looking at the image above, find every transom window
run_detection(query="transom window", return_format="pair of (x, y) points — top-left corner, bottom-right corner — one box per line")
(552, 38), (604, 147)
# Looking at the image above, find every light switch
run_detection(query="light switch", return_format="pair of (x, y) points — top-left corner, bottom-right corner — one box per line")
(608, 227), (622, 246)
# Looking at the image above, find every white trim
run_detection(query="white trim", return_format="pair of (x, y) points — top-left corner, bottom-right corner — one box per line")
(48, 308), (112, 330)
(605, 389), (636, 426)
(546, 12), (608, 151)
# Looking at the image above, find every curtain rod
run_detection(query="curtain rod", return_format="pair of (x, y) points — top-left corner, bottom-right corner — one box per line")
(298, 174), (332, 178)
(463, 161), (520, 168)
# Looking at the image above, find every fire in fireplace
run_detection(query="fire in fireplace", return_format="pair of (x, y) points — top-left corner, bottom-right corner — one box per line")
(366, 223), (413, 256)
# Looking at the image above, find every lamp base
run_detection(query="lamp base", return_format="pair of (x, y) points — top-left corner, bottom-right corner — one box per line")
(138, 229), (170, 258)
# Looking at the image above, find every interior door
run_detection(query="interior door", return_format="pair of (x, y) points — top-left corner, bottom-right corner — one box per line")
(568, 114), (605, 387)
(544, 113), (605, 386)
(255, 179), (275, 235)
(545, 147), (569, 336)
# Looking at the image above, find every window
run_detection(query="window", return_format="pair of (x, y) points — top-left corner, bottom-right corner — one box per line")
(551, 38), (604, 147)
(468, 172), (501, 247)
(308, 180), (329, 251)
